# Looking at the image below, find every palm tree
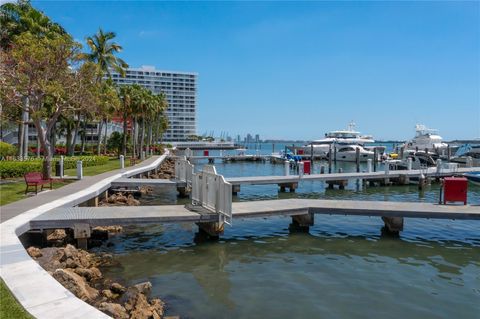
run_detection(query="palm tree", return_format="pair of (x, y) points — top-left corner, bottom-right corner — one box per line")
(118, 85), (135, 157)
(82, 28), (128, 78)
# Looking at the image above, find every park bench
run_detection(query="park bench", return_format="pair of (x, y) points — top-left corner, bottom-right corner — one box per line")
(24, 172), (53, 194)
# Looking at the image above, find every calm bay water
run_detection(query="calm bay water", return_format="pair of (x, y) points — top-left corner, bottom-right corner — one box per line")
(96, 143), (480, 318)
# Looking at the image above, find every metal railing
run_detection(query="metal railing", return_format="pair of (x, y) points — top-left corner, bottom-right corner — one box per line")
(174, 156), (194, 187)
(192, 165), (232, 225)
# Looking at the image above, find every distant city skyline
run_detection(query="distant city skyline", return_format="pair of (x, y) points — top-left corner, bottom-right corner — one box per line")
(32, 1), (480, 141)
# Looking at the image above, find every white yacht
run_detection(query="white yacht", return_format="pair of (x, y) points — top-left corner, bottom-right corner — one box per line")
(331, 145), (375, 162)
(298, 122), (375, 158)
(403, 124), (448, 154)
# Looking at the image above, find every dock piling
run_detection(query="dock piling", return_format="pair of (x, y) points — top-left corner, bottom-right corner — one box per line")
(382, 216), (404, 234)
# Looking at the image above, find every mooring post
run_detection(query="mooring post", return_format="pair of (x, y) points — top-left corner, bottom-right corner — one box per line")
(320, 165), (325, 174)
(373, 148), (377, 172)
(120, 155), (125, 169)
(299, 162), (304, 178)
(418, 173), (426, 190)
(407, 157), (412, 171)
(284, 160), (290, 176)
(367, 159), (372, 173)
(311, 144), (314, 162)
(466, 156), (473, 168)
(447, 145), (451, 161)
(436, 159), (442, 175)
(381, 216), (404, 233)
(356, 147), (360, 173)
(76, 160), (83, 180)
(334, 145), (337, 163)
(328, 144), (333, 174)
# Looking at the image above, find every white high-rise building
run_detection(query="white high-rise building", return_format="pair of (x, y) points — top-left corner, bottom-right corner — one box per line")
(110, 65), (197, 141)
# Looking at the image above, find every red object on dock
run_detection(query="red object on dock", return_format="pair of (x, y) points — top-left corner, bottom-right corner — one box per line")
(303, 161), (311, 174)
(443, 177), (468, 205)
(203, 150), (209, 156)
(298, 149), (304, 155)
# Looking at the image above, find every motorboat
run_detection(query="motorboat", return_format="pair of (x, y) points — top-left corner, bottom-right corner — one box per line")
(327, 145), (375, 162)
(402, 124), (448, 154)
(388, 150), (439, 170)
(450, 143), (480, 165)
(296, 122), (375, 158)
(464, 172), (480, 186)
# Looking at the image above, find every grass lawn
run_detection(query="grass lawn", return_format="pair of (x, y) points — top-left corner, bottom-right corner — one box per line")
(0, 158), (138, 206)
(0, 279), (32, 319)
(63, 157), (132, 176)
(0, 179), (74, 206)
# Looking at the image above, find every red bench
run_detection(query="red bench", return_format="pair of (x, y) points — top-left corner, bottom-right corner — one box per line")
(24, 172), (53, 194)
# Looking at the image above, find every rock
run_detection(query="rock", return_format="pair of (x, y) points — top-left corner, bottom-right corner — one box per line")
(101, 289), (119, 300)
(98, 302), (129, 319)
(126, 292), (152, 319)
(35, 247), (66, 271)
(93, 226), (123, 233)
(150, 298), (165, 318)
(74, 267), (102, 281)
(64, 244), (92, 268)
(126, 194), (140, 206)
(53, 268), (99, 302)
(116, 195), (127, 203)
(27, 247), (42, 258)
(47, 229), (67, 241)
(134, 281), (152, 296)
(110, 282), (127, 294)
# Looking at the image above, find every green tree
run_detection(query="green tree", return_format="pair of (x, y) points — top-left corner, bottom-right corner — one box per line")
(82, 28), (128, 78)
(1, 33), (98, 178)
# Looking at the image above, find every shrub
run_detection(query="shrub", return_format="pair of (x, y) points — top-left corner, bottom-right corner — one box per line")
(0, 142), (17, 158)
(0, 156), (110, 178)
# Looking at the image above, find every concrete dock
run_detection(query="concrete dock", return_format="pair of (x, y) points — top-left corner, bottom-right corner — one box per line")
(30, 199), (480, 230)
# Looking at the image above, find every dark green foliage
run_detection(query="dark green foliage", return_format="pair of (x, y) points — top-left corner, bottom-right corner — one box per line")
(0, 156), (109, 178)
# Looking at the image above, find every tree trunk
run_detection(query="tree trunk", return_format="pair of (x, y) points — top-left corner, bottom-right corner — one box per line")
(36, 136), (40, 158)
(34, 119), (52, 179)
(66, 125), (72, 154)
(80, 118), (87, 155)
(70, 115), (81, 156)
(140, 118), (145, 159)
(103, 119), (108, 155)
(132, 116), (137, 159)
(122, 115), (127, 157)
(96, 119), (103, 156)
(147, 122), (152, 157)
(18, 122), (24, 158)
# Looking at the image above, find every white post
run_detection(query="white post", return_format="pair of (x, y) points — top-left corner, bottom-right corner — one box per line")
(385, 160), (390, 175)
(76, 160), (83, 180)
(367, 159), (372, 173)
(141, 151), (146, 160)
(436, 159), (442, 174)
(407, 157), (412, 171)
(119, 155), (125, 169)
(466, 156), (473, 168)
(284, 160), (290, 176)
(299, 162), (304, 178)
(59, 156), (64, 178)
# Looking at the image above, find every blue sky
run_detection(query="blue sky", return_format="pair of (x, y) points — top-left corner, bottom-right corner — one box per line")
(30, 0), (480, 141)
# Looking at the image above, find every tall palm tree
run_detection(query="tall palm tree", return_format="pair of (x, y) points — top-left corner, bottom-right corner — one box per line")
(82, 28), (128, 78)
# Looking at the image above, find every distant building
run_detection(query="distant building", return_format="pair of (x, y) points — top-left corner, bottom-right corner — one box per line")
(255, 134), (260, 143)
(246, 133), (253, 143)
(109, 65), (197, 142)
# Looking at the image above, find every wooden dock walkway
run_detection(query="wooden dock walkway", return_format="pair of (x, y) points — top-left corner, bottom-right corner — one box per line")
(111, 178), (185, 188)
(30, 199), (480, 230)
(225, 167), (479, 186)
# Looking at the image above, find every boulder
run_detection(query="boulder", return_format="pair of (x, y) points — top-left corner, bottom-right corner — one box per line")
(150, 298), (165, 318)
(110, 282), (127, 294)
(98, 302), (129, 319)
(101, 289), (118, 300)
(47, 229), (67, 241)
(74, 267), (102, 281)
(134, 281), (152, 296)
(53, 268), (99, 302)
(126, 195), (140, 206)
(27, 247), (42, 258)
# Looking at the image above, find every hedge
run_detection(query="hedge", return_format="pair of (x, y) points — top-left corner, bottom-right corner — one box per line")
(0, 142), (17, 157)
(0, 156), (110, 178)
